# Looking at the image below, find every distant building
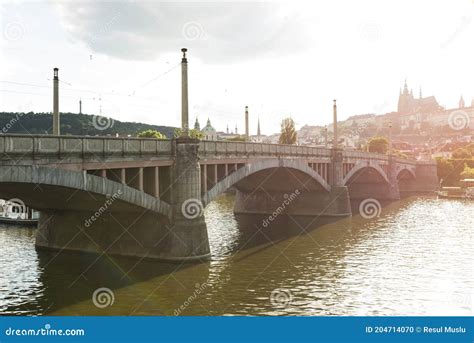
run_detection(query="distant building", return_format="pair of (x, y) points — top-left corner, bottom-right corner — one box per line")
(201, 118), (217, 140)
(397, 80), (441, 115)
(194, 117), (201, 131)
(251, 118), (265, 142)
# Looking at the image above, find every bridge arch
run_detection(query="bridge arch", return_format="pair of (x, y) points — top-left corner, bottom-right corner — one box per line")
(0, 165), (171, 217)
(396, 166), (416, 180)
(343, 161), (389, 186)
(202, 159), (331, 206)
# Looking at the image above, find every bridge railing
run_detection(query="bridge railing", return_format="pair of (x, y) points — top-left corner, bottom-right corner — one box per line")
(199, 140), (332, 158)
(0, 134), (173, 159)
(342, 150), (389, 162)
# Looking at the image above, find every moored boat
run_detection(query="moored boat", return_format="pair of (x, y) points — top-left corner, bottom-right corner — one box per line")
(436, 179), (474, 200)
(0, 199), (39, 226)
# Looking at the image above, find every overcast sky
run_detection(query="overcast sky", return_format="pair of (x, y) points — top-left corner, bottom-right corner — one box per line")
(1, 0), (473, 135)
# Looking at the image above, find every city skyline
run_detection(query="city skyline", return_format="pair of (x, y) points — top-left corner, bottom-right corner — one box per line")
(1, 0), (473, 135)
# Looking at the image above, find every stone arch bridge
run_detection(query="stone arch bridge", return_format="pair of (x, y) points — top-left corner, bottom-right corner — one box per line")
(0, 135), (437, 261)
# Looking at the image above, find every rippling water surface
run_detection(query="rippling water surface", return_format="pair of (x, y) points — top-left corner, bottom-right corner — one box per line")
(0, 196), (472, 316)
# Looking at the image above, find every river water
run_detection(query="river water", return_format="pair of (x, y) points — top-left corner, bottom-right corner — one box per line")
(0, 196), (472, 316)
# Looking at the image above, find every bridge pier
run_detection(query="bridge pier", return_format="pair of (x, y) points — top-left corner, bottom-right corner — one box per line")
(387, 156), (401, 200)
(164, 138), (210, 261)
(234, 186), (351, 218)
(328, 148), (352, 215)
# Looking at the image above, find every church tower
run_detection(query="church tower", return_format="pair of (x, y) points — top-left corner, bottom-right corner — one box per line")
(397, 79), (415, 114)
(194, 117), (200, 131)
(459, 95), (465, 108)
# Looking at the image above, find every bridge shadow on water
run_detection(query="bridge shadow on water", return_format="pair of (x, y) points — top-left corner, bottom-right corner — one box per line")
(231, 214), (347, 261)
(3, 248), (208, 316)
(12, 215), (345, 316)
(2, 196), (406, 316)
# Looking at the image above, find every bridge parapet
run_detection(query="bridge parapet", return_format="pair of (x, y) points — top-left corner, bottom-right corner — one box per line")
(342, 150), (390, 162)
(199, 140), (332, 158)
(0, 134), (173, 164)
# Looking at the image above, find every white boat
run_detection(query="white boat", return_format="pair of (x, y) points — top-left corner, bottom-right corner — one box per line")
(0, 199), (39, 226)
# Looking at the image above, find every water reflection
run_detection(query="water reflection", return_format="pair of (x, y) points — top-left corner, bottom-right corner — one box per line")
(0, 196), (472, 316)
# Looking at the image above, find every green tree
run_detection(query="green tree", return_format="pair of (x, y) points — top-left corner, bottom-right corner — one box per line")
(460, 163), (474, 179)
(173, 128), (203, 139)
(452, 148), (472, 159)
(367, 136), (389, 154)
(435, 157), (454, 182)
(137, 129), (167, 139)
(279, 117), (297, 145)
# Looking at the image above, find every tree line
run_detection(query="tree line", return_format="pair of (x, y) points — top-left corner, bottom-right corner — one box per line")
(0, 112), (176, 138)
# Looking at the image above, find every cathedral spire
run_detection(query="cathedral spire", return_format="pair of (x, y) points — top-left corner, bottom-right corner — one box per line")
(257, 117), (261, 136)
(403, 79), (409, 95)
(419, 87), (422, 99)
(459, 95), (465, 109)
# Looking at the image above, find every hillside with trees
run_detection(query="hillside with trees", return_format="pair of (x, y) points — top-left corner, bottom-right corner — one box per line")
(0, 112), (176, 138)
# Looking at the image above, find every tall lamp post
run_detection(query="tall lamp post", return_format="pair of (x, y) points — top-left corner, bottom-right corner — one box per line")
(324, 125), (328, 147)
(181, 48), (189, 137)
(388, 120), (393, 155)
(53, 68), (60, 135)
(333, 100), (338, 148)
